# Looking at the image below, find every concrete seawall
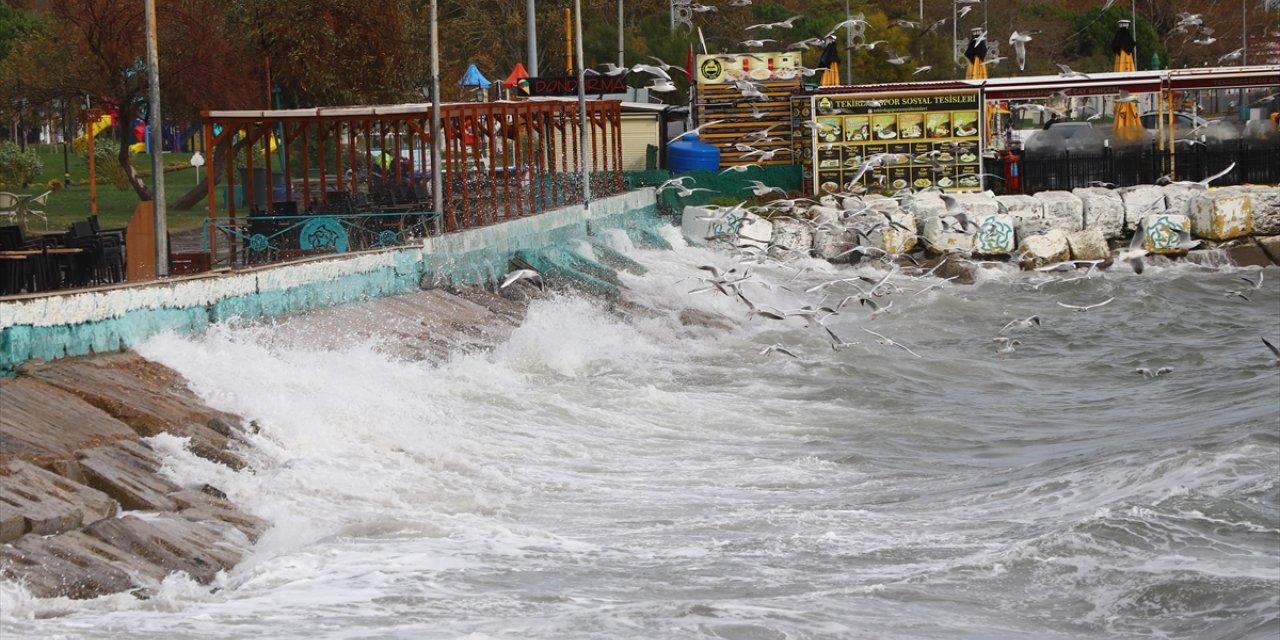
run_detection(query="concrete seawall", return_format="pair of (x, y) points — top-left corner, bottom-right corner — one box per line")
(0, 189), (664, 599)
(0, 189), (663, 375)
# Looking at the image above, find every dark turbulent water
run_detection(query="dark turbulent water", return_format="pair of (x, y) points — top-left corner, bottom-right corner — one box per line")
(3, 228), (1278, 639)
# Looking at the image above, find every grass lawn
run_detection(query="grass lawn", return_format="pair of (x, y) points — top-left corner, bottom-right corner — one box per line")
(3, 144), (222, 234)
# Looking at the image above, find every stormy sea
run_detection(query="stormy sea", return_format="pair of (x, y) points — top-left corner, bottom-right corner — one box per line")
(3, 225), (1278, 639)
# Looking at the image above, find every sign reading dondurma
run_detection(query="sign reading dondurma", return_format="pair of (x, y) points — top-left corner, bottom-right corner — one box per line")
(793, 90), (984, 194)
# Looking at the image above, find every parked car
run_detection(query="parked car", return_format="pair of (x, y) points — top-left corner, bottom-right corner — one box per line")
(1043, 121), (1095, 139)
(1140, 111), (1209, 136)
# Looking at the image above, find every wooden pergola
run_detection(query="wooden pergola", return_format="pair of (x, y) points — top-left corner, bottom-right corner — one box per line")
(200, 100), (625, 266)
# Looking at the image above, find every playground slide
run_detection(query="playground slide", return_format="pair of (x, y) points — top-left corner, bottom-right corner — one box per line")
(72, 115), (113, 153)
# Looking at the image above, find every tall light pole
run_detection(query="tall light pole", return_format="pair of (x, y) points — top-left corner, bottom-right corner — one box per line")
(618, 0), (625, 68)
(527, 0), (539, 75)
(952, 1), (959, 67)
(144, 0), (167, 277)
(576, 0), (588, 204)
(430, 0), (443, 233)
(845, 0), (852, 85)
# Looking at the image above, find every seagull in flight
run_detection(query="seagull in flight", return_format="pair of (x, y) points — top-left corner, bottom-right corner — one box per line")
(500, 268), (543, 290)
(746, 15), (803, 31)
(761, 344), (800, 358)
(862, 328), (923, 358)
(999, 315), (1041, 333)
(1136, 366), (1174, 378)
(1057, 297), (1115, 312)
(670, 119), (725, 142)
(1009, 31), (1034, 71)
(1263, 337), (1280, 367)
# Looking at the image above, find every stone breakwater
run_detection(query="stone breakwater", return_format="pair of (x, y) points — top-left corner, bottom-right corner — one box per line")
(684, 184), (1280, 270)
(0, 283), (558, 600)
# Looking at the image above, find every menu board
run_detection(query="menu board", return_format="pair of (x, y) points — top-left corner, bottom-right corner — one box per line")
(695, 52), (803, 85)
(797, 90), (984, 194)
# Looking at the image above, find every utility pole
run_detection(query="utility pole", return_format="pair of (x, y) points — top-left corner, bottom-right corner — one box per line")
(952, 1), (959, 67)
(845, 0), (852, 85)
(144, 0), (167, 276)
(618, 0), (625, 68)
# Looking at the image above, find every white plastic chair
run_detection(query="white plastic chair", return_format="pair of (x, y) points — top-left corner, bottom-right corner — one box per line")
(0, 192), (18, 223)
(21, 190), (50, 231)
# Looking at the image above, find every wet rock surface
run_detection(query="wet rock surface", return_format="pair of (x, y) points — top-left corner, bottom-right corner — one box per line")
(1, 283), (545, 600)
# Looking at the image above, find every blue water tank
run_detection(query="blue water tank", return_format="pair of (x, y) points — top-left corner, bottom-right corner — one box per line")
(668, 135), (720, 174)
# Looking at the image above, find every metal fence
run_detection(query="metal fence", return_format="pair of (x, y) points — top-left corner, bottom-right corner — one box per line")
(1015, 141), (1280, 194)
(202, 100), (625, 268)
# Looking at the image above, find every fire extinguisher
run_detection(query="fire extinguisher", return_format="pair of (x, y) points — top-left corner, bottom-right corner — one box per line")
(1002, 150), (1020, 192)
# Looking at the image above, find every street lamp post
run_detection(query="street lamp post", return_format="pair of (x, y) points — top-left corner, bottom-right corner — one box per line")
(574, 0), (590, 207)
(527, 0), (539, 75)
(144, 0), (167, 277)
(431, 0), (443, 233)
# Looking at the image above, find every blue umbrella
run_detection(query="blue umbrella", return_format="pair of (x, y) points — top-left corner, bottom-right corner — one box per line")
(458, 64), (492, 90)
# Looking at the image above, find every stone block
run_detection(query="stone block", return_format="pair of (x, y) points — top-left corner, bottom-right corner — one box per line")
(1161, 184), (1200, 215)
(1119, 185), (1166, 231)
(1017, 230), (1071, 270)
(680, 205), (724, 243)
(863, 195), (901, 213)
(0, 461), (118, 542)
(769, 216), (813, 257)
(996, 194), (1047, 240)
(1257, 235), (1280, 265)
(76, 441), (180, 512)
(1141, 213), (1193, 255)
(1074, 187), (1126, 239)
(949, 192), (1002, 217)
(972, 213), (1017, 255)
(1236, 186), (1280, 235)
(1189, 192), (1252, 240)
(1033, 191), (1084, 233)
(922, 215), (976, 255)
(1067, 228), (1110, 261)
(904, 192), (947, 228)
(1222, 240), (1272, 267)
(881, 211), (919, 255)
(0, 379), (139, 463)
(736, 212), (774, 250)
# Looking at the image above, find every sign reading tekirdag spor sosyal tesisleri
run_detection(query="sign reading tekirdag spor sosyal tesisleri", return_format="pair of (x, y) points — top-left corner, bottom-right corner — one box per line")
(797, 90), (984, 194)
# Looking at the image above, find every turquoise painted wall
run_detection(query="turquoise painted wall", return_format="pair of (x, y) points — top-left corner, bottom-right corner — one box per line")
(0, 191), (662, 374)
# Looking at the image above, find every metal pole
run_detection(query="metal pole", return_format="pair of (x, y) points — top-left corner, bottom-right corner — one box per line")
(526, 0), (539, 75)
(574, 0), (590, 206)
(845, 0), (852, 85)
(430, 0), (443, 234)
(618, 0), (625, 68)
(1132, 0), (1138, 66)
(919, 0), (924, 21)
(952, 1), (959, 67)
(144, 0), (167, 277)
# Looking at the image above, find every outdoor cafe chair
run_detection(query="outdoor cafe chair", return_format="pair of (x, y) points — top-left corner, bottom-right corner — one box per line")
(0, 192), (18, 223)
(21, 190), (51, 231)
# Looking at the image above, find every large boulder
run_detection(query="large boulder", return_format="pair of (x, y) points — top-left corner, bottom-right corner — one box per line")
(903, 191), (948, 228)
(1119, 185), (1166, 232)
(949, 191), (1002, 217)
(972, 213), (1017, 256)
(922, 215), (975, 255)
(1160, 184), (1201, 216)
(1074, 187), (1125, 239)
(1067, 228), (1109, 261)
(768, 216), (811, 258)
(1016, 229), (1071, 270)
(1215, 185), (1280, 235)
(996, 194), (1048, 240)
(1141, 213), (1193, 255)
(1034, 190), (1084, 233)
(1188, 191), (1252, 240)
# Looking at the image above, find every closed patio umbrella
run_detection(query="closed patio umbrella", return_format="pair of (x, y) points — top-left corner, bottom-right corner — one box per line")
(1112, 20), (1144, 141)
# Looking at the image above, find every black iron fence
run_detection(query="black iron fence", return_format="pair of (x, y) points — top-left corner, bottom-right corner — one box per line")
(1015, 141), (1280, 194)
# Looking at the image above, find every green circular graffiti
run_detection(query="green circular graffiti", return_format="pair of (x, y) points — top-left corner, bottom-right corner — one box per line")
(977, 218), (1013, 253)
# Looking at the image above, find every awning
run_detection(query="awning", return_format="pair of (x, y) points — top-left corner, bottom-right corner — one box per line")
(458, 63), (492, 89)
(503, 63), (530, 89)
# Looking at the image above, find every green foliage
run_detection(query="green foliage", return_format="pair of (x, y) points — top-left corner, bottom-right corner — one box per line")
(80, 138), (132, 191)
(0, 141), (42, 186)
(0, 4), (43, 60)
